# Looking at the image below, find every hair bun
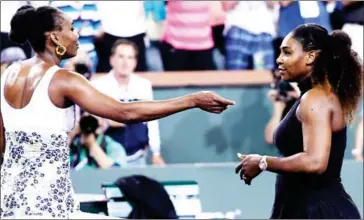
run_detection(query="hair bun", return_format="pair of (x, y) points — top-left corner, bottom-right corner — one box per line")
(9, 5), (36, 44)
(330, 30), (352, 50)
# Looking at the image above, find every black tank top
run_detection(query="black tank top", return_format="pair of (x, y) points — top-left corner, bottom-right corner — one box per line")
(273, 79), (346, 188)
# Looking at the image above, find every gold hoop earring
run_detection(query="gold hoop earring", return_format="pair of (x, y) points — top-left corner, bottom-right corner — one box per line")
(56, 45), (67, 57)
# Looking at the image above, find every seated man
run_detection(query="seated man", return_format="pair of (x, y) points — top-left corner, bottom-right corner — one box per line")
(70, 115), (128, 170)
(91, 39), (165, 166)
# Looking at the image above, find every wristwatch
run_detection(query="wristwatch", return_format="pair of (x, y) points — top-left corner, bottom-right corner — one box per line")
(259, 156), (268, 171)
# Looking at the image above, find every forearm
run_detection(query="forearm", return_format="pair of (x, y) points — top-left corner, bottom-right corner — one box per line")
(266, 153), (325, 175)
(119, 95), (195, 124)
(108, 119), (125, 128)
(89, 144), (115, 169)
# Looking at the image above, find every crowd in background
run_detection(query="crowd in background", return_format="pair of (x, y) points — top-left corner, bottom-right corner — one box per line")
(1, 1), (363, 168)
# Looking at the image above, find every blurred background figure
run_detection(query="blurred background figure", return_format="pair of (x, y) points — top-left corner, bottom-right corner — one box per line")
(64, 49), (94, 80)
(209, 1), (226, 70)
(0, 1), (32, 58)
(274, 1), (332, 69)
(95, 1), (147, 73)
(51, 1), (100, 73)
(0, 46), (26, 74)
(264, 70), (300, 144)
(91, 39), (165, 166)
(352, 114), (363, 161)
(144, 0), (166, 72)
(341, 1), (363, 61)
(160, 1), (216, 71)
(70, 114), (128, 170)
(223, 1), (277, 70)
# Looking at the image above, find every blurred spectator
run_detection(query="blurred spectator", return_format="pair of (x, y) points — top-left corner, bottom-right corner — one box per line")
(160, 1), (216, 71)
(264, 70), (300, 144)
(95, 1), (147, 73)
(91, 39), (165, 166)
(352, 114), (363, 161)
(324, 0), (345, 30)
(277, 1), (332, 38)
(0, 1), (32, 58)
(51, 1), (100, 73)
(1, 46), (26, 74)
(341, 1), (363, 61)
(64, 49), (93, 80)
(144, 1), (166, 72)
(223, 1), (276, 70)
(273, 1), (333, 68)
(70, 115), (128, 170)
(209, 1), (226, 70)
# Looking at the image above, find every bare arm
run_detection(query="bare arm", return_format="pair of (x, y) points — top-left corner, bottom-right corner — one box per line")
(265, 91), (332, 174)
(237, 90), (333, 178)
(57, 70), (234, 124)
(0, 111), (4, 166)
(88, 143), (115, 169)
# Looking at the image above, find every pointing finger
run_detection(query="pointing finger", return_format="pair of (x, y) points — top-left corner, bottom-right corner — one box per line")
(237, 153), (247, 160)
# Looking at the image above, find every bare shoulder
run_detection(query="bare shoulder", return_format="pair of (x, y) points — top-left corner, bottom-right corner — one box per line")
(54, 68), (88, 82)
(297, 87), (335, 122)
(50, 68), (90, 93)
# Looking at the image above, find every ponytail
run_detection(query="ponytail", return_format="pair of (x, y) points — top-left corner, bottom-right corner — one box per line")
(326, 30), (363, 123)
(292, 24), (363, 123)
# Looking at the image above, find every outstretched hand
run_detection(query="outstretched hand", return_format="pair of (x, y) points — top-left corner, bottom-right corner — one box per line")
(192, 91), (235, 114)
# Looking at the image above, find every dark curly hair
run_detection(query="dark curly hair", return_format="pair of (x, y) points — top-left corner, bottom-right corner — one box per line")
(292, 23), (363, 123)
(9, 5), (64, 53)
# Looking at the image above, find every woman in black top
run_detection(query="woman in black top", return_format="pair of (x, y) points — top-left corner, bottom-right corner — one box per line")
(235, 23), (363, 218)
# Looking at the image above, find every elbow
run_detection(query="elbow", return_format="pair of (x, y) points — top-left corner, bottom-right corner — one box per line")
(118, 111), (139, 124)
(115, 104), (138, 124)
(305, 158), (328, 175)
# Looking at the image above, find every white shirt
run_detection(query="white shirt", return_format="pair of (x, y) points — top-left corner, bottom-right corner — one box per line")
(91, 71), (161, 155)
(96, 1), (146, 37)
(224, 2), (276, 37)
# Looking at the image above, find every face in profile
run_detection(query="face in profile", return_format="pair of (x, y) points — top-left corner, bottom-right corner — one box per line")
(276, 32), (313, 82)
(110, 44), (138, 77)
(50, 13), (79, 59)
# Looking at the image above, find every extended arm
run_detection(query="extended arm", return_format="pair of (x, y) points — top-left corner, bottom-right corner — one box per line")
(56, 70), (234, 124)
